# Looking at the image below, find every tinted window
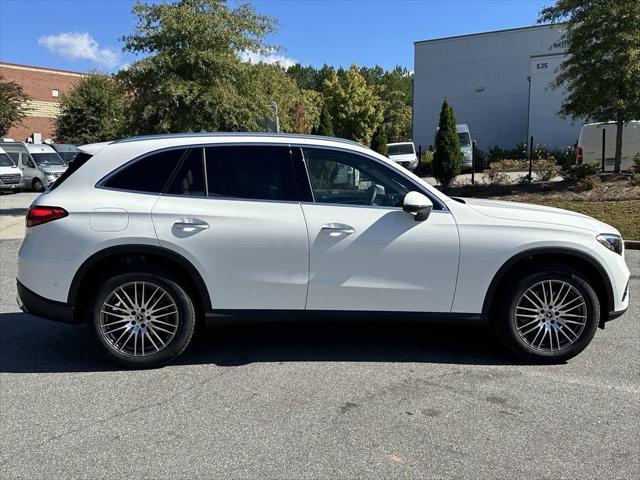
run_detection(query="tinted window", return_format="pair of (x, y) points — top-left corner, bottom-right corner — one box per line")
(205, 145), (298, 201)
(388, 144), (414, 156)
(166, 148), (206, 197)
(6, 152), (19, 164)
(303, 147), (417, 207)
(104, 148), (186, 193)
(0, 153), (15, 167)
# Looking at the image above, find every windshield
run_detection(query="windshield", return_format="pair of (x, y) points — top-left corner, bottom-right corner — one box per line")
(388, 144), (414, 156)
(458, 132), (471, 147)
(0, 153), (16, 167)
(32, 152), (65, 166)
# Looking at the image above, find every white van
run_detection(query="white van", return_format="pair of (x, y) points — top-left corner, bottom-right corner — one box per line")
(20, 143), (68, 191)
(577, 121), (640, 171)
(456, 124), (473, 171)
(387, 142), (418, 171)
(0, 146), (24, 192)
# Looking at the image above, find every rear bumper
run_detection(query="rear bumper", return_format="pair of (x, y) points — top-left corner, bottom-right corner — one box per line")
(16, 280), (77, 324)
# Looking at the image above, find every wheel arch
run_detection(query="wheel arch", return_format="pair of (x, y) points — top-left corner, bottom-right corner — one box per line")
(68, 244), (211, 322)
(482, 247), (614, 324)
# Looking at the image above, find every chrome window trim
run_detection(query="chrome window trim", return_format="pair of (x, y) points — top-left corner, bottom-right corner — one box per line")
(95, 141), (449, 212)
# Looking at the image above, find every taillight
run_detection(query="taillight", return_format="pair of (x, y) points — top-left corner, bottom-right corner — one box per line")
(26, 206), (68, 227)
(576, 146), (583, 164)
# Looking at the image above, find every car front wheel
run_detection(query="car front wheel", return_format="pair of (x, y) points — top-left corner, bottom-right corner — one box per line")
(494, 267), (600, 363)
(88, 270), (197, 368)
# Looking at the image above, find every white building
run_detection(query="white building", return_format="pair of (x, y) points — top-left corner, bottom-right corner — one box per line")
(413, 24), (581, 152)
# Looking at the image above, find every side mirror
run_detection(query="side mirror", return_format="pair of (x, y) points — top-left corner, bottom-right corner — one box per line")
(403, 191), (433, 221)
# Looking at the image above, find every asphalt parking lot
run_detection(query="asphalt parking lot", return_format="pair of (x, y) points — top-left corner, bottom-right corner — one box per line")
(0, 195), (638, 479)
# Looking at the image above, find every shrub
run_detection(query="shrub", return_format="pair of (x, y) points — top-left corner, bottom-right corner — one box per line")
(575, 175), (601, 192)
(486, 166), (512, 184)
(552, 144), (577, 167)
(432, 99), (461, 186)
(630, 173), (640, 186)
(488, 143), (528, 162)
(560, 162), (600, 181)
(420, 150), (434, 171)
(536, 162), (559, 182)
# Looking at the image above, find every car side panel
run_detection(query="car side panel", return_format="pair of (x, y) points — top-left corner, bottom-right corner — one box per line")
(447, 202), (631, 314)
(17, 187), (159, 303)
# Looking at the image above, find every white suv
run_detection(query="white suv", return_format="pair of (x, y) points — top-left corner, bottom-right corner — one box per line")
(17, 133), (630, 368)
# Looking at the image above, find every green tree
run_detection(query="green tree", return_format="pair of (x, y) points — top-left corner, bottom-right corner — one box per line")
(370, 124), (388, 156)
(0, 75), (31, 137)
(314, 101), (334, 137)
(119, 0), (277, 134)
(432, 99), (461, 186)
(322, 65), (383, 145)
(55, 73), (128, 144)
(539, 0), (640, 173)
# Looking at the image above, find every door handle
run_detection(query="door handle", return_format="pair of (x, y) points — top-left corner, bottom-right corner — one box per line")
(173, 219), (210, 231)
(320, 223), (355, 235)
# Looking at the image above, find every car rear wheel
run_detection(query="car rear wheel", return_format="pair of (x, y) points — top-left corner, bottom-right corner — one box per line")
(493, 267), (600, 363)
(87, 270), (197, 368)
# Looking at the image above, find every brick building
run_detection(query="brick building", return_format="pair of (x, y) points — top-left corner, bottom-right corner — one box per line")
(1, 62), (85, 141)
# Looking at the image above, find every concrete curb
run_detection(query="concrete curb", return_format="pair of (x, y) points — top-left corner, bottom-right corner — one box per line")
(625, 241), (640, 250)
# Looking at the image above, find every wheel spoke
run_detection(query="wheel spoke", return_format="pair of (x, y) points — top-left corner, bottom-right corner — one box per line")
(523, 293), (542, 309)
(150, 324), (175, 335)
(145, 331), (161, 352)
(150, 318), (178, 328)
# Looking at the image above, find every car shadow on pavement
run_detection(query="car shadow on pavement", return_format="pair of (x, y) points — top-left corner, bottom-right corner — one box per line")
(0, 311), (531, 373)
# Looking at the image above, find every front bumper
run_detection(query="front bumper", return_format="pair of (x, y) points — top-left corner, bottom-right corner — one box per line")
(0, 182), (23, 190)
(17, 280), (76, 324)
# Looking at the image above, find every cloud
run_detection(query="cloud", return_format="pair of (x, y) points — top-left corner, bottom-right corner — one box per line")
(240, 50), (297, 69)
(38, 32), (119, 69)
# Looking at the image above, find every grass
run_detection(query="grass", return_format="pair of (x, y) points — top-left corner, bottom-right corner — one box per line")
(524, 199), (640, 240)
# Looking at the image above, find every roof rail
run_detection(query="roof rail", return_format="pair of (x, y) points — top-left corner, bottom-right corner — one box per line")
(113, 132), (364, 147)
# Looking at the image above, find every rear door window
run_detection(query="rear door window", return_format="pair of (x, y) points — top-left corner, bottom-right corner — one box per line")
(103, 148), (186, 193)
(204, 145), (300, 201)
(166, 148), (206, 197)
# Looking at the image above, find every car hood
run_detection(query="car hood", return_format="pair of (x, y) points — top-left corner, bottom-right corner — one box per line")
(0, 166), (21, 173)
(389, 154), (416, 162)
(41, 166), (67, 174)
(461, 198), (618, 235)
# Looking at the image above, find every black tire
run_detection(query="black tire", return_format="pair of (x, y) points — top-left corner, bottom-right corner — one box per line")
(87, 269), (197, 368)
(32, 178), (44, 192)
(492, 266), (600, 363)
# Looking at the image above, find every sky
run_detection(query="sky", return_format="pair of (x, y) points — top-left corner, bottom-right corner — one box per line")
(0, 0), (551, 73)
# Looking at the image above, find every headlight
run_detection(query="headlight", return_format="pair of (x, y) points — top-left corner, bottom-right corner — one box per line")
(597, 234), (623, 255)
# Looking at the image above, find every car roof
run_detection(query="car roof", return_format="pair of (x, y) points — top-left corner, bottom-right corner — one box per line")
(25, 143), (57, 153)
(110, 132), (364, 147)
(51, 143), (80, 151)
(386, 142), (414, 146)
(0, 142), (28, 152)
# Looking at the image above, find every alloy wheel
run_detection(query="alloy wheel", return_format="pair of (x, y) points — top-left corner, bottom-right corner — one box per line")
(514, 279), (587, 352)
(99, 281), (179, 357)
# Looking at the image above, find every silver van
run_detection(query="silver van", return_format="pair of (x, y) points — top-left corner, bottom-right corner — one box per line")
(2, 143), (67, 191)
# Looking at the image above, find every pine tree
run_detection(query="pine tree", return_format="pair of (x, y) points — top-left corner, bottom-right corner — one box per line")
(371, 124), (388, 155)
(314, 101), (334, 137)
(432, 99), (461, 186)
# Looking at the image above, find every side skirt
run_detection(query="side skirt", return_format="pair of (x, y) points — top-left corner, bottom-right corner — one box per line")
(204, 310), (487, 327)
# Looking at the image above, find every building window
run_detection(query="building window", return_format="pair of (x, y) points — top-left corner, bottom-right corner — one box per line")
(51, 89), (59, 98)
